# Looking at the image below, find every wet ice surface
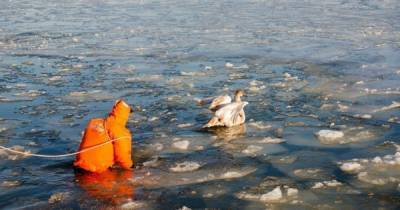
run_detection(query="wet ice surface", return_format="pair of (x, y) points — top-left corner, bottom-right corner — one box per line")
(0, 0), (400, 209)
(339, 143), (400, 186)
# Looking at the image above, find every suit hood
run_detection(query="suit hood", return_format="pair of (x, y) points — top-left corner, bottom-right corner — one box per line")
(108, 100), (131, 126)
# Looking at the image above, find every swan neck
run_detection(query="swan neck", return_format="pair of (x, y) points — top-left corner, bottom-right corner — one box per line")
(234, 95), (241, 102)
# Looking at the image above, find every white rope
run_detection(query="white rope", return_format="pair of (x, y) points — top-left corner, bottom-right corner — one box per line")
(0, 136), (130, 158)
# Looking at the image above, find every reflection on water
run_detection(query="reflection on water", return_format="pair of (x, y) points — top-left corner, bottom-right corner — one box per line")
(75, 169), (134, 205)
(0, 0), (399, 209)
(208, 124), (247, 141)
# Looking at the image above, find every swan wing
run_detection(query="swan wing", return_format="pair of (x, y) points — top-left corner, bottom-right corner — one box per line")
(215, 101), (248, 127)
(209, 95), (232, 110)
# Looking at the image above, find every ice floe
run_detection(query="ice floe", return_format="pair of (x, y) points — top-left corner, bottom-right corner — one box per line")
(373, 101), (400, 113)
(169, 161), (201, 172)
(125, 75), (163, 82)
(64, 90), (113, 101)
(315, 130), (344, 144)
(242, 145), (263, 155)
(148, 116), (159, 122)
(180, 71), (208, 76)
(293, 168), (326, 179)
(343, 127), (377, 143)
(355, 81), (364, 85)
(149, 143), (164, 151)
(320, 103), (336, 110)
(48, 76), (63, 82)
(248, 121), (272, 130)
(260, 186), (283, 202)
(120, 199), (148, 209)
(172, 140), (190, 150)
(315, 127), (377, 145)
(340, 162), (363, 173)
(135, 166), (257, 188)
(48, 192), (71, 204)
(270, 82), (287, 88)
(177, 123), (193, 128)
(257, 137), (285, 144)
(249, 80), (264, 87)
(352, 114), (372, 119)
(225, 62), (234, 68)
(236, 185), (300, 204)
(0, 127), (8, 133)
(221, 169), (257, 179)
(388, 116), (399, 123)
(177, 206), (192, 210)
(339, 148), (400, 185)
(283, 72), (299, 81)
(0, 145), (31, 160)
(1, 180), (20, 187)
(338, 104), (349, 112)
(198, 184), (229, 198)
(14, 90), (46, 98)
(228, 141), (287, 157)
(268, 155), (297, 164)
(22, 61), (33, 65)
(248, 85), (266, 93)
(287, 188), (299, 197)
(311, 180), (342, 189)
(248, 80), (266, 92)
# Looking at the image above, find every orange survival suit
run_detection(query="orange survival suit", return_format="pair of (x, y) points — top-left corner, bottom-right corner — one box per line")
(74, 100), (133, 173)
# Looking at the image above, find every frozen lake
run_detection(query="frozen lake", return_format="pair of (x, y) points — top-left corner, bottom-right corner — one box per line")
(0, 0), (400, 209)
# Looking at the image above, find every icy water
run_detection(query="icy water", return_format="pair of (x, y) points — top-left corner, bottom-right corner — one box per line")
(0, 0), (400, 209)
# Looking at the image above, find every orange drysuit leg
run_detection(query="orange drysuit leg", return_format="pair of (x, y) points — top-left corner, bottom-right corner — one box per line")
(105, 100), (133, 169)
(109, 125), (133, 169)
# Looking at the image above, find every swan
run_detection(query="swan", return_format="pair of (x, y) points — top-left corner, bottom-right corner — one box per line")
(203, 90), (248, 128)
(196, 93), (231, 111)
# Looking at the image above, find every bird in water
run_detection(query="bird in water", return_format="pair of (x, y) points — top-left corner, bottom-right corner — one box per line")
(196, 94), (231, 112)
(203, 89), (248, 128)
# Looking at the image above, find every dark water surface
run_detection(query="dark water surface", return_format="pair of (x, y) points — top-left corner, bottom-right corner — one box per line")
(0, 0), (400, 209)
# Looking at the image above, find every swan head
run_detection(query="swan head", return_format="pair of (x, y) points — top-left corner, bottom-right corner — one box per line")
(234, 89), (245, 102)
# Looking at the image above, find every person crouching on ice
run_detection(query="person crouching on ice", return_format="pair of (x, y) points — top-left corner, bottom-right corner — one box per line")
(74, 100), (133, 173)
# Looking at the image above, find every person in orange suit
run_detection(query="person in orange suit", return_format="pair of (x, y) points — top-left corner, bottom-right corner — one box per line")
(75, 169), (135, 204)
(74, 100), (133, 173)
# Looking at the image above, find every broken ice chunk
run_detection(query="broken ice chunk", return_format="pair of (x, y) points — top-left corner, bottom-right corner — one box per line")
(248, 121), (272, 130)
(260, 186), (283, 202)
(315, 130), (344, 144)
(172, 140), (190, 150)
(258, 137), (285, 144)
(340, 162), (363, 173)
(1, 180), (20, 187)
(225, 62), (234, 68)
(169, 161), (201, 172)
(311, 180), (342, 189)
(48, 192), (71, 204)
(120, 199), (147, 209)
(287, 188), (298, 197)
(373, 101), (400, 113)
(242, 145), (263, 155)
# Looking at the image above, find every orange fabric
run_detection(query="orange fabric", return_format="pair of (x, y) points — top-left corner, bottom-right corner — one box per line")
(74, 100), (133, 173)
(75, 169), (134, 204)
(106, 100), (133, 169)
(73, 118), (114, 173)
